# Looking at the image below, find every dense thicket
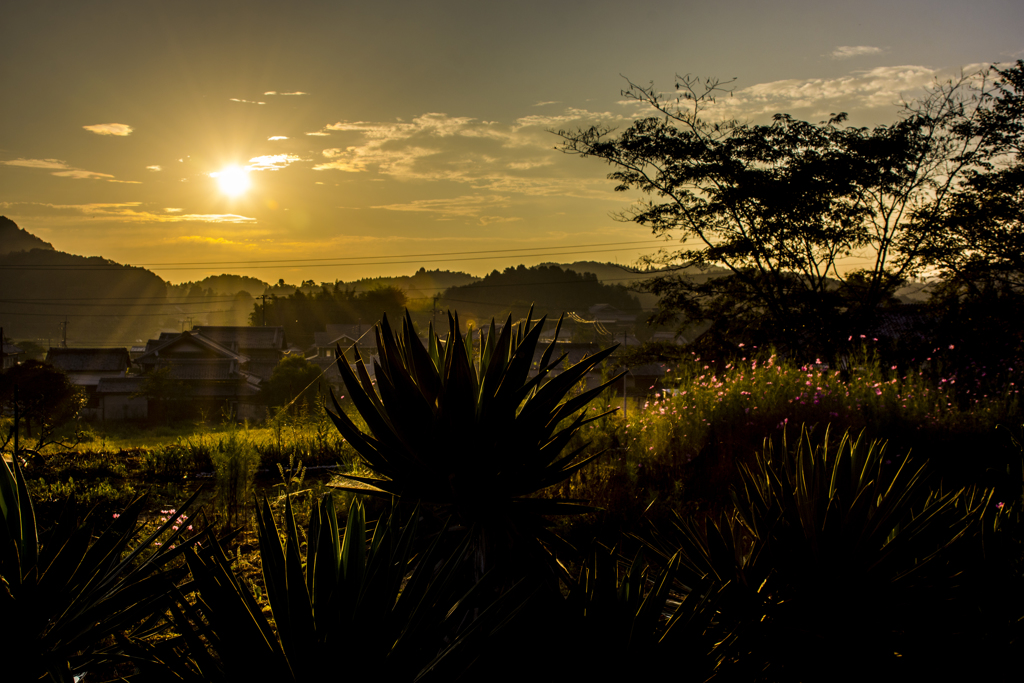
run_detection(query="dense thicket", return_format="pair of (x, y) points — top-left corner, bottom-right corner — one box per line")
(441, 264), (641, 322)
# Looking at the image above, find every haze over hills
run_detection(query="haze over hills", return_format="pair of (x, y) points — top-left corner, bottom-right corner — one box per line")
(1, 219), (665, 349)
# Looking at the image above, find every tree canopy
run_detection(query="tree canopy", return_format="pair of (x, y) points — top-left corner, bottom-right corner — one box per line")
(556, 63), (1024, 357)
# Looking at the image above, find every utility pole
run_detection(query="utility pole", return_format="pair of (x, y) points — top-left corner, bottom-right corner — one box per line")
(60, 316), (68, 348)
(432, 295), (438, 330)
(258, 295), (268, 326)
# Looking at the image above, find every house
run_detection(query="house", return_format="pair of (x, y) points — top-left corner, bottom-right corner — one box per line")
(45, 347), (131, 419)
(110, 328), (272, 421)
(307, 324), (378, 386)
(2, 342), (22, 369)
(189, 326), (288, 381)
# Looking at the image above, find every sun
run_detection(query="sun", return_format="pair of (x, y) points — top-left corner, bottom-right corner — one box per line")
(211, 166), (251, 197)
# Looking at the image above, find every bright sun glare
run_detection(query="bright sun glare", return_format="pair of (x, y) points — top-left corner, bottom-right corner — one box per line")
(212, 166), (251, 197)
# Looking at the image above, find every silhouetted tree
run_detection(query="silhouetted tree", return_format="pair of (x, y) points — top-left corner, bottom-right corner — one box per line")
(556, 65), (1022, 358)
(0, 360), (83, 446)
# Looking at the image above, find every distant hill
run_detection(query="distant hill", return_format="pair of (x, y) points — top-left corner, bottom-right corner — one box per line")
(0, 215), (54, 255)
(549, 260), (731, 309)
(441, 264), (641, 324)
(179, 273), (270, 298)
(296, 268), (481, 303)
(0, 231), (170, 346)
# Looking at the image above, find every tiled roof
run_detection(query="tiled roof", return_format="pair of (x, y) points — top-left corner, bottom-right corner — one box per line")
(192, 326), (287, 350)
(1, 343), (22, 355)
(324, 324), (376, 344)
(45, 347), (131, 372)
(136, 330), (247, 365)
(163, 362), (236, 380)
(96, 376), (145, 393)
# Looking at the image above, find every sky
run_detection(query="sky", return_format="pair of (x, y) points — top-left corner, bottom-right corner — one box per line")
(2, 0), (1022, 285)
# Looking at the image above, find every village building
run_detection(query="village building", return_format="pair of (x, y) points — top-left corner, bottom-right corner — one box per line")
(306, 323), (378, 386)
(94, 327), (287, 422)
(2, 342), (22, 369)
(44, 347), (132, 420)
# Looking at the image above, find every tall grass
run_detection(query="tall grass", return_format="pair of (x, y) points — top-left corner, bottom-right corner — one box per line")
(552, 345), (1021, 538)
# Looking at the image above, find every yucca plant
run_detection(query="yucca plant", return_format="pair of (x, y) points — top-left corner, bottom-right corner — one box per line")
(552, 545), (721, 679)
(162, 494), (512, 681)
(0, 454), (202, 681)
(326, 309), (622, 583)
(645, 426), (996, 680)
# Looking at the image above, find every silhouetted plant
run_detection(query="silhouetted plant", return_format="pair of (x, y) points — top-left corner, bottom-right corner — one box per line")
(0, 453), (202, 681)
(326, 309), (622, 586)
(159, 495), (507, 681)
(644, 426), (996, 680)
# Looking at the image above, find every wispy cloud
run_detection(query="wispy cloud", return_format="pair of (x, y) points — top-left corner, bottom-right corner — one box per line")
(2, 158), (73, 170)
(2, 158), (123, 181)
(372, 194), (510, 216)
(147, 165), (162, 171)
(268, 136), (289, 141)
(308, 109), (631, 200)
(51, 169), (115, 180)
(533, 100), (559, 107)
(830, 46), (884, 60)
(229, 98), (266, 105)
(305, 131), (330, 136)
(83, 122), (133, 136)
(247, 154), (303, 171)
(175, 235), (250, 245)
(0, 201), (255, 224)
(704, 65), (966, 119)
(371, 195), (523, 225)
(264, 91), (308, 96)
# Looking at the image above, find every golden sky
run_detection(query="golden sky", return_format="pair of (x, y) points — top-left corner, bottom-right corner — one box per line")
(2, 0), (1021, 283)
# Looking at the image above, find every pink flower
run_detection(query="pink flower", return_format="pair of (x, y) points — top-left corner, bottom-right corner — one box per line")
(948, 344), (955, 350)
(112, 513), (120, 519)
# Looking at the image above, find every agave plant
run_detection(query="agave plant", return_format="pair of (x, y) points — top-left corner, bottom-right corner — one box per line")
(161, 494), (511, 682)
(0, 454), (202, 681)
(644, 426), (995, 680)
(326, 309), (621, 581)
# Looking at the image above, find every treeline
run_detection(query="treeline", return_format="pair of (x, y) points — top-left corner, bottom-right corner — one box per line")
(253, 285), (408, 348)
(256, 264), (644, 350)
(439, 264), (641, 322)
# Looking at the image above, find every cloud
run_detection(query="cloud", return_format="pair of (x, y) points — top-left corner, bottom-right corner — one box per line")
(175, 235), (247, 245)
(307, 109), (629, 200)
(268, 136), (289, 141)
(372, 195), (511, 216)
(533, 100), (559, 107)
(51, 169), (115, 180)
(370, 195), (526, 225)
(265, 91), (308, 96)
(0, 201), (255, 224)
(147, 165), (162, 171)
(831, 46), (884, 60)
(2, 158), (72, 170)
(229, 98), (266, 105)
(2, 157), (127, 182)
(247, 154), (303, 171)
(83, 122), (133, 136)
(704, 65), (962, 119)
(305, 131), (330, 136)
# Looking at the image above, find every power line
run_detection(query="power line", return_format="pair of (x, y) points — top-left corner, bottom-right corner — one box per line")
(0, 244), (662, 271)
(0, 308), (235, 318)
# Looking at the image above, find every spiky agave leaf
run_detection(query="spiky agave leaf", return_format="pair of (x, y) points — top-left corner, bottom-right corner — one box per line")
(327, 309), (621, 519)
